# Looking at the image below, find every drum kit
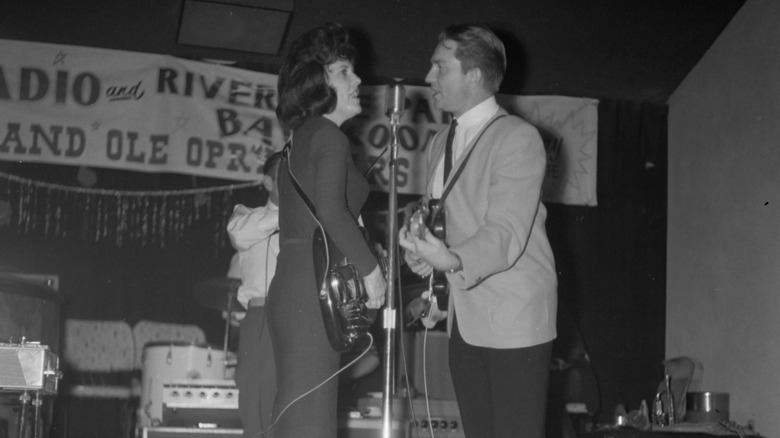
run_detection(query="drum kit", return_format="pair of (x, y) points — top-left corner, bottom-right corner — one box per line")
(144, 271), (412, 433)
(191, 277), (243, 370)
(1, 273), (384, 436)
(136, 277), (242, 431)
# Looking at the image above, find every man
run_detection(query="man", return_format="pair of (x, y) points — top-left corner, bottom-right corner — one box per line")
(226, 152), (281, 438)
(399, 24), (557, 437)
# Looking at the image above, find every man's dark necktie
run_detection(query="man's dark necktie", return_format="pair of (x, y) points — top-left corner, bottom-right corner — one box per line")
(443, 118), (458, 181)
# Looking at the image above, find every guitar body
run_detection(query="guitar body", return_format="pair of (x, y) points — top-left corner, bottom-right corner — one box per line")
(408, 199), (449, 313)
(312, 227), (378, 352)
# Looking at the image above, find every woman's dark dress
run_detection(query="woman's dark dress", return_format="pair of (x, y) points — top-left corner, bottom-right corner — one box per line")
(266, 116), (378, 438)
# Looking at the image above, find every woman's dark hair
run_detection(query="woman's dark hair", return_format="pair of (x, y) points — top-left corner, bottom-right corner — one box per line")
(276, 22), (356, 130)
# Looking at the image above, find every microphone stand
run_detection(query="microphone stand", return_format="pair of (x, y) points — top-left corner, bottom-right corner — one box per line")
(381, 108), (402, 438)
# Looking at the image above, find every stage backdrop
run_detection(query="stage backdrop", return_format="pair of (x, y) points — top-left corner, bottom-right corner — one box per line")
(0, 38), (597, 205)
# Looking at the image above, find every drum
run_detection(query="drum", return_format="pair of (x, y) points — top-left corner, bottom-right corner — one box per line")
(137, 342), (228, 428)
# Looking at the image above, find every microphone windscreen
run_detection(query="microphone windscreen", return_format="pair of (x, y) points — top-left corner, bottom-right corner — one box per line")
(385, 83), (406, 118)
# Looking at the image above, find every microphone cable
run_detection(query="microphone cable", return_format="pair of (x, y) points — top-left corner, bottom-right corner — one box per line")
(362, 146), (388, 178)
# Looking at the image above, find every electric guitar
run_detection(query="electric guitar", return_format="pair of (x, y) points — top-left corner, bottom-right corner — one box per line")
(284, 138), (381, 352)
(407, 199), (449, 327)
(313, 226), (384, 352)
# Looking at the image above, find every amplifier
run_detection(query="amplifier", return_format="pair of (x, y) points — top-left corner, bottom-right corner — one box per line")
(338, 417), (406, 438)
(0, 342), (60, 395)
(142, 427), (242, 438)
(162, 380), (240, 428)
(163, 380), (239, 409)
(346, 397), (464, 438)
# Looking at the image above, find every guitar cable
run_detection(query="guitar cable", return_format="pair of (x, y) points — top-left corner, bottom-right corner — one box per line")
(253, 247), (440, 438)
(419, 274), (439, 438)
(255, 139), (381, 437)
(251, 167), (439, 438)
(396, 269), (422, 438)
(397, 269), (441, 438)
(252, 332), (376, 438)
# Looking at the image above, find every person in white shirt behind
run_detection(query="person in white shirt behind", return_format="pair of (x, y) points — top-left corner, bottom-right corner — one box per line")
(227, 152), (282, 438)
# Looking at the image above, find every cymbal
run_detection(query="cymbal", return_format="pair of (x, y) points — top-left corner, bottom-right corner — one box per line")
(192, 277), (243, 312)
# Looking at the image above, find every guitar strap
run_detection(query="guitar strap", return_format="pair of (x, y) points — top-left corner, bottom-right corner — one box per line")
(438, 114), (506, 205)
(280, 137), (335, 289)
(281, 138), (320, 221)
(280, 136), (367, 269)
(281, 136), (376, 352)
(423, 114), (507, 315)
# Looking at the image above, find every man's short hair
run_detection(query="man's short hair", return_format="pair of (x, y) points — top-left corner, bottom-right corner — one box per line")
(439, 24), (506, 93)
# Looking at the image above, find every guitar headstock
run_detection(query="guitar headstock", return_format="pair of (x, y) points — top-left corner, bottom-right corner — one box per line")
(406, 199), (446, 241)
(408, 212), (427, 240)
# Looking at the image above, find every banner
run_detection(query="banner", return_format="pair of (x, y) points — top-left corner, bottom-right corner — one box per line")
(498, 94), (598, 206)
(0, 39), (597, 206)
(353, 86), (598, 206)
(0, 38), (284, 181)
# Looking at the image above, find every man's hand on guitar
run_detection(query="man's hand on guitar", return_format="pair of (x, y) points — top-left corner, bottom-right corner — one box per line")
(399, 224), (434, 277)
(399, 224), (461, 275)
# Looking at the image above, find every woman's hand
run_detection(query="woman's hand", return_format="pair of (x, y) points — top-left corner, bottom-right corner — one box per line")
(363, 264), (386, 309)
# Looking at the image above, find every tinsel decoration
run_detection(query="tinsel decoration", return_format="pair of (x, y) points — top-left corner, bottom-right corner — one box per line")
(1, 171), (262, 249)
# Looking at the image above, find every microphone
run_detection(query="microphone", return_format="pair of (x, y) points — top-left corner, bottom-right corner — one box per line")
(385, 83), (406, 121)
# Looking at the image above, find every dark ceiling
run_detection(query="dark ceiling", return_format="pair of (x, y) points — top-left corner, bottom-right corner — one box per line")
(0, 0), (745, 104)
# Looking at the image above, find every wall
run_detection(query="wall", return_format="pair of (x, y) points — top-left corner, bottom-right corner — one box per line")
(667, 0), (780, 434)
(0, 0), (744, 103)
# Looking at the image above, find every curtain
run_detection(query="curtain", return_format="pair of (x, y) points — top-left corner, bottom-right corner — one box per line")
(546, 98), (668, 425)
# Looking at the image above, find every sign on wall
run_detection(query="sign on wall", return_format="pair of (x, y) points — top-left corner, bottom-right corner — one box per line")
(0, 38), (284, 181)
(0, 39), (597, 205)
(355, 86), (598, 205)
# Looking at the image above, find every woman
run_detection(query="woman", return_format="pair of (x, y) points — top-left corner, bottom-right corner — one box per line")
(267, 22), (386, 438)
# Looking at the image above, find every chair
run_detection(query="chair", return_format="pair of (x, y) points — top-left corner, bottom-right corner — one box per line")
(61, 319), (137, 438)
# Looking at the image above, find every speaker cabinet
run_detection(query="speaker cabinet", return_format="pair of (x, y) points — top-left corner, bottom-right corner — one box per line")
(143, 427), (242, 437)
(0, 273), (62, 354)
(397, 330), (457, 401)
(177, 0), (293, 55)
(337, 417), (406, 438)
(350, 398), (464, 438)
